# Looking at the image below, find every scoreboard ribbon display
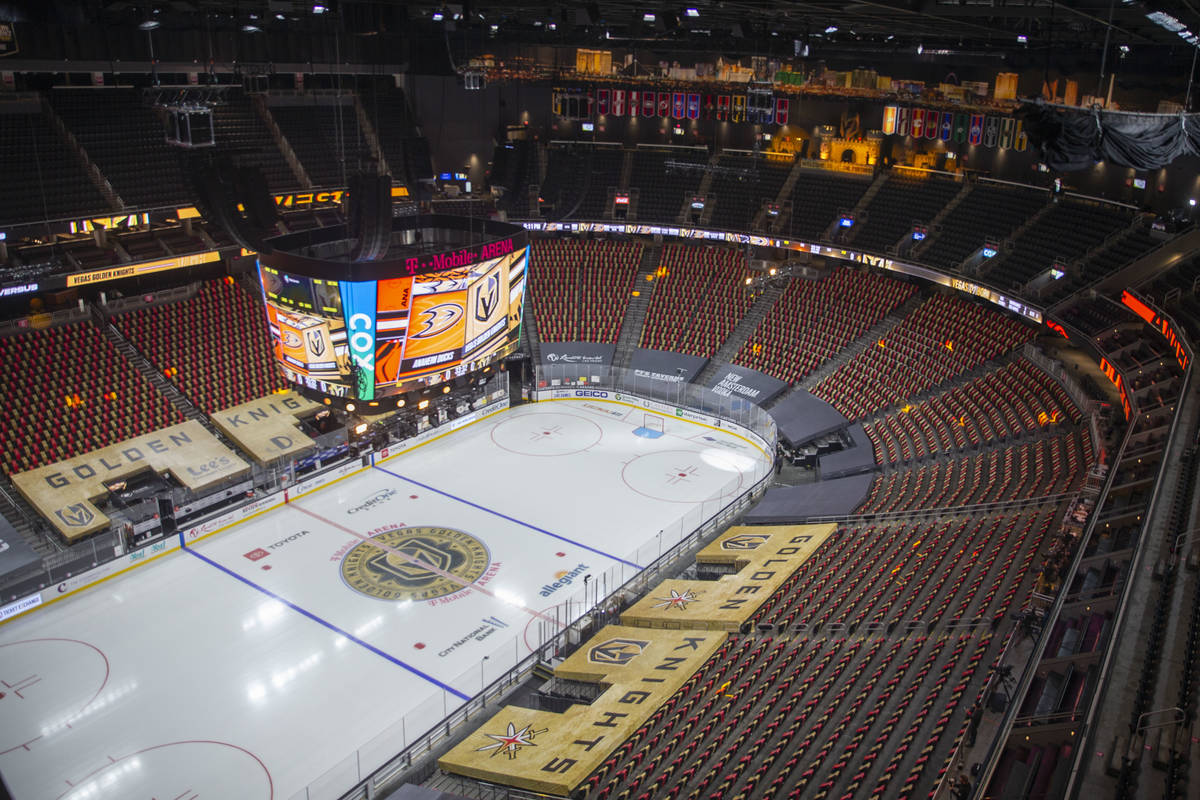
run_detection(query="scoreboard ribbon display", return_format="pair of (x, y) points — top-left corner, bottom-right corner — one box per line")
(260, 245), (528, 401)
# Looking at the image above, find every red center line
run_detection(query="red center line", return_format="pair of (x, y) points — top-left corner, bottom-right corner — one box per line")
(288, 504), (562, 625)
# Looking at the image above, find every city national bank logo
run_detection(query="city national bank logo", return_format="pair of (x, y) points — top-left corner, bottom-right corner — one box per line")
(476, 721), (548, 760)
(588, 637), (650, 666)
(539, 562), (588, 597)
(55, 503), (95, 528)
(347, 488), (397, 515)
(721, 533), (770, 551)
(340, 526), (491, 602)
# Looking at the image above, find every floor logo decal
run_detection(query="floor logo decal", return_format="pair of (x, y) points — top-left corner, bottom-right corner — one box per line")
(476, 721), (548, 759)
(339, 526), (491, 602)
(651, 588), (699, 611)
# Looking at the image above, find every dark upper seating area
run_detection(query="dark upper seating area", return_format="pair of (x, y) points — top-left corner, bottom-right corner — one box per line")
(0, 107), (109, 224)
(48, 88), (190, 210)
(918, 182), (1049, 271)
(538, 144), (623, 219)
(853, 172), (962, 253)
(1041, 224), (1161, 303)
(629, 148), (709, 223)
(358, 84), (419, 182)
(706, 153), (790, 231)
(270, 98), (371, 188)
(210, 90), (298, 193)
(489, 139), (538, 217)
(786, 170), (872, 241)
(987, 198), (1135, 290)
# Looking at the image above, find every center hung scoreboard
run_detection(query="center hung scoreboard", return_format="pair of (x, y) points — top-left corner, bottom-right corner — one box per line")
(256, 216), (529, 403)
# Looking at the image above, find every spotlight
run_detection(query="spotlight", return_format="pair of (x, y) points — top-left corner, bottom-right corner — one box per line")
(1016, 34), (1027, 43)
(354, 423), (368, 435)
(397, 398), (406, 408)
(643, 12), (656, 22)
(418, 399), (430, 410)
(685, 7), (700, 17)
(916, 43), (923, 54)
(312, 4), (327, 13)
(824, 25), (838, 33)
(443, 385), (451, 394)
(345, 402), (355, 412)
(242, 24), (262, 32)
(432, 10), (444, 20)
(138, 19), (161, 30)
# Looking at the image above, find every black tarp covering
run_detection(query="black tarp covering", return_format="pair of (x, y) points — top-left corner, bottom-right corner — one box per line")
(744, 473), (874, 522)
(769, 389), (850, 446)
(818, 423), (878, 479)
(1018, 101), (1200, 171)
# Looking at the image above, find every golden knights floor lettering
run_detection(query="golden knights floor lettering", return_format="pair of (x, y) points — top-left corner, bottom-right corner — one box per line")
(619, 523), (835, 631)
(437, 625), (724, 795)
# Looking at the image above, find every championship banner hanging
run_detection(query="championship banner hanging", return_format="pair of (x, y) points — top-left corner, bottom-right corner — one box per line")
(658, 92), (671, 117)
(925, 112), (940, 140)
(672, 93), (686, 119)
(968, 114), (984, 145)
(999, 117), (1015, 149)
(1014, 120), (1028, 151)
(703, 94), (716, 120)
(731, 95), (746, 122)
(939, 111), (953, 141)
(597, 88), (610, 116)
(717, 95), (730, 121)
(983, 116), (1000, 147)
(643, 92), (656, 117)
(687, 93), (700, 120)
(897, 106), (911, 136)
(911, 108), (925, 139)
(775, 97), (789, 126)
(882, 105), (897, 135)
(953, 113), (969, 144)
(612, 89), (625, 116)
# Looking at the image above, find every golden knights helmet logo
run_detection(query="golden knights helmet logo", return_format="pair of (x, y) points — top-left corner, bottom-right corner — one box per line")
(55, 503), (96, 528)
(720, 533), (770, 551)
(588, 638), (650, 666)
(475, 273), (500, 322)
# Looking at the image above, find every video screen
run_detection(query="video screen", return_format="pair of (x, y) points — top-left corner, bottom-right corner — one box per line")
(259, 244), (527, 401)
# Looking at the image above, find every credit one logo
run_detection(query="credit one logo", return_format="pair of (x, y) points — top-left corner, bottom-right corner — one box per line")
(348, 488), (397, 514)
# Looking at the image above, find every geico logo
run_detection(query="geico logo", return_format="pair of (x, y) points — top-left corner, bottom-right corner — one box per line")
(412, 303), (463, 339)
(269, 530), (310, 549)
(574, 390), (608, 398)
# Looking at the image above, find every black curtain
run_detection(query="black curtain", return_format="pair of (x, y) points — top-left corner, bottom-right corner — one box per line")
(1017, 101), (1200, 171)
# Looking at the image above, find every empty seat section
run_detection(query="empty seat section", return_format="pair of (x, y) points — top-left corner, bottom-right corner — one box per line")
(0, 322), (183, 475)
(854, 172), (961, 253)
(735, 268), (915, 383)
(639, 244), (754, 357)
(529, 239), (642, 342)
(919, 182), (1049, 271)
(115, 279), (285, 414)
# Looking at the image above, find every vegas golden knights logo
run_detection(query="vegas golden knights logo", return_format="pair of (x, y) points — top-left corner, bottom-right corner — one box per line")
(589, 638), (650, 666)
(721, 533), (770, 551)
(55, 503), (96, 528)
(340, 526), (491, 602)
(307, 329), (326, 357)
(475, 274), (499, 322)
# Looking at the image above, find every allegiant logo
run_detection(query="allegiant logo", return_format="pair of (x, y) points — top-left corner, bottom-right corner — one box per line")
(539, 563), (589, 597)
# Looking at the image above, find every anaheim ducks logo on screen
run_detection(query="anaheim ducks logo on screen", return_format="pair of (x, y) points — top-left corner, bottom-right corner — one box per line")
(340, 526), (491, 602)
(411, 303), (464, 339)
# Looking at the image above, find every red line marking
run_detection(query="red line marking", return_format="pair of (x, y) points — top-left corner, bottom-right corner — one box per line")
(0, 735), (42, 756)
(289, 505), (560, 625)
(53, 740), (273, 800)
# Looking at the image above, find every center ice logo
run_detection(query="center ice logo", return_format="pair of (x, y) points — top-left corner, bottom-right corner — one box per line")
(339, 526), (491, 602)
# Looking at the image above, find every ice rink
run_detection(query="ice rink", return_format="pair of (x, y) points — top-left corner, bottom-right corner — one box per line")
(0, 398), (770, 799)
